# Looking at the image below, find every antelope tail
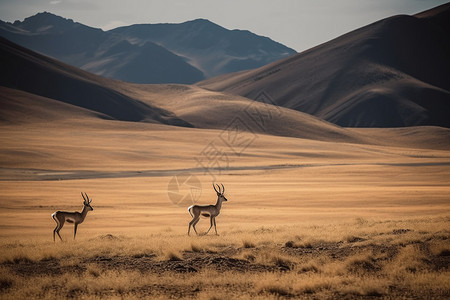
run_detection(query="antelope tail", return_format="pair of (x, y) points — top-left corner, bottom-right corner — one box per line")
(187, 205), (194, 217)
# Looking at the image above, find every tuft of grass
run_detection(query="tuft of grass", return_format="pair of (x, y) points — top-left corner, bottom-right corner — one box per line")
(294, 275), (338, 295)
(271, 255), (295, 271)
(259, 284), (291, 297)
(86, 264), (102, 278)
(284, 240), (295, 248)
(345, 235), (366, 243)
(164, 250), (183, 261)
(346, 253), (380, 274)
(242, 240), (255, 248)
(389, 244), (429, 274)
(190, 242), (204, 253)
(341, 278), (387, 298)
(256, 275), (295, 297)
(299, 262), (319, 273)
(355, 217), (370, 226)
(243, 253), (256, 263)
(296, 240), (313, 248)
(253, 248), (296, 271)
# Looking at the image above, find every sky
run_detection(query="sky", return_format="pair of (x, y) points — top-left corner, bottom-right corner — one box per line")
(0, 0), (448, 52)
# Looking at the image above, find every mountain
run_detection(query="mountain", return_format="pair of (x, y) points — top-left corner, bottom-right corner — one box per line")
(0, 12), (296, 84)
(0, 36), (372, 145)
(2, 35), (450, 179)
(0, 36), (191, 125)
(199, 3), (450, 128)
(0, 12), (204, 84)
(110, 19), (296, 77)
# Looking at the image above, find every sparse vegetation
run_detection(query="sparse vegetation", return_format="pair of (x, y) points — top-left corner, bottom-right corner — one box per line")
(0, 218), (448, 299)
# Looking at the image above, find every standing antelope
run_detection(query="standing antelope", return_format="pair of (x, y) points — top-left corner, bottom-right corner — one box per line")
(188, 183), (228, 236)
(52, 192), (93, 241)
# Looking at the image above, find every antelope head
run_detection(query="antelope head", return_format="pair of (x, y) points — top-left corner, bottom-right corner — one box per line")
(81, 192), (94, 211)
(213, 183), (227, 202)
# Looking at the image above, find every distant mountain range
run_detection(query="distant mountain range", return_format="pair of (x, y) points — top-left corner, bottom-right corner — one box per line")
(0, 36), (365, 144)
(0, 12), (296, 84)
(1, 4), (449, 129)
(199, 3), (450, 128)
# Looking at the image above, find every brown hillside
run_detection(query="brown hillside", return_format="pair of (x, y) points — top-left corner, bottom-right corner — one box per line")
(199, 5), (450, 128)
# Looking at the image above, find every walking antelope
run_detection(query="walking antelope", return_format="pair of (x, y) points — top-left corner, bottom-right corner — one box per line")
(52, 192), (93, 241)
(188, 184), (228, 236)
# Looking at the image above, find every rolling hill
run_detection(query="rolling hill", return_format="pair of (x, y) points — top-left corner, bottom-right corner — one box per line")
(0, 36), (367, 144)
(0, 36), (191, 125)
(0, 12), (295, 84)
(199, 3), (450, 128)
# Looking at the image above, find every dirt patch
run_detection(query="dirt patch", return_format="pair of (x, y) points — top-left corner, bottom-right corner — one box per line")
(392, 229), (412, 235)
(82, 251), (276, 274)
(3, 257), (85, 276)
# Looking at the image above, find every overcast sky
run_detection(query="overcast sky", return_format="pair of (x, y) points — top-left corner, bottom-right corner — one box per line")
(0, 0), (448, 52)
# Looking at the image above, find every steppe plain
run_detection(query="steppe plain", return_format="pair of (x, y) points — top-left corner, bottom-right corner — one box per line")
(0, 85), (449, 299)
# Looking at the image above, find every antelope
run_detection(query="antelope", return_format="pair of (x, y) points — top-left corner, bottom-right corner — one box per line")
(52, 192), (93, 241)
(188, 183), (228, 236)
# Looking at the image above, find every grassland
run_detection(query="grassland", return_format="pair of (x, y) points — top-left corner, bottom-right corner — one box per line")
(0, 108), (449, 299)
(0, 217), (448, 299)
(0, 161), (449, 299)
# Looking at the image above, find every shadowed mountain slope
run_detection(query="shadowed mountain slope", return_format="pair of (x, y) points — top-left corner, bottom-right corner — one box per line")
(0, 36), (191, 125)
(199, 4), (450, 128)
(0, 86), (111, 124)
(0, 12), (204, 84)
(0, 13), (295, 84)
(110, 19), (296, 77)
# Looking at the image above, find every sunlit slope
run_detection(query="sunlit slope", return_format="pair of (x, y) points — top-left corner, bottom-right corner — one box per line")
(1, 83), (449, 178)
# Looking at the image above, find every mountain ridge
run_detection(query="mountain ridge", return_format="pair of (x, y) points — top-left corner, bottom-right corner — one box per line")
(110, 18), (296, 77)
(1, 34), (450, 153)
(0, 12), (296, 84)
(0, 36), (373, 145)
(199, 4), (450, 128)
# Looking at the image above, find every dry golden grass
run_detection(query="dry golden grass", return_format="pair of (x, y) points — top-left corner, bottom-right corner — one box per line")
(0, 218), (448, 299)
(1, 99), (449, 298)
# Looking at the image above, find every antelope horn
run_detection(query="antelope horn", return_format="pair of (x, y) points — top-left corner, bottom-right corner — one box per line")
(221, 183), (225, 194)
(81, 192), (87, 202)
(213, 183), (219, 194)
(85, 193), (92, 204)
(84, 192), (91, 204)
(217, 184), (222, 194)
